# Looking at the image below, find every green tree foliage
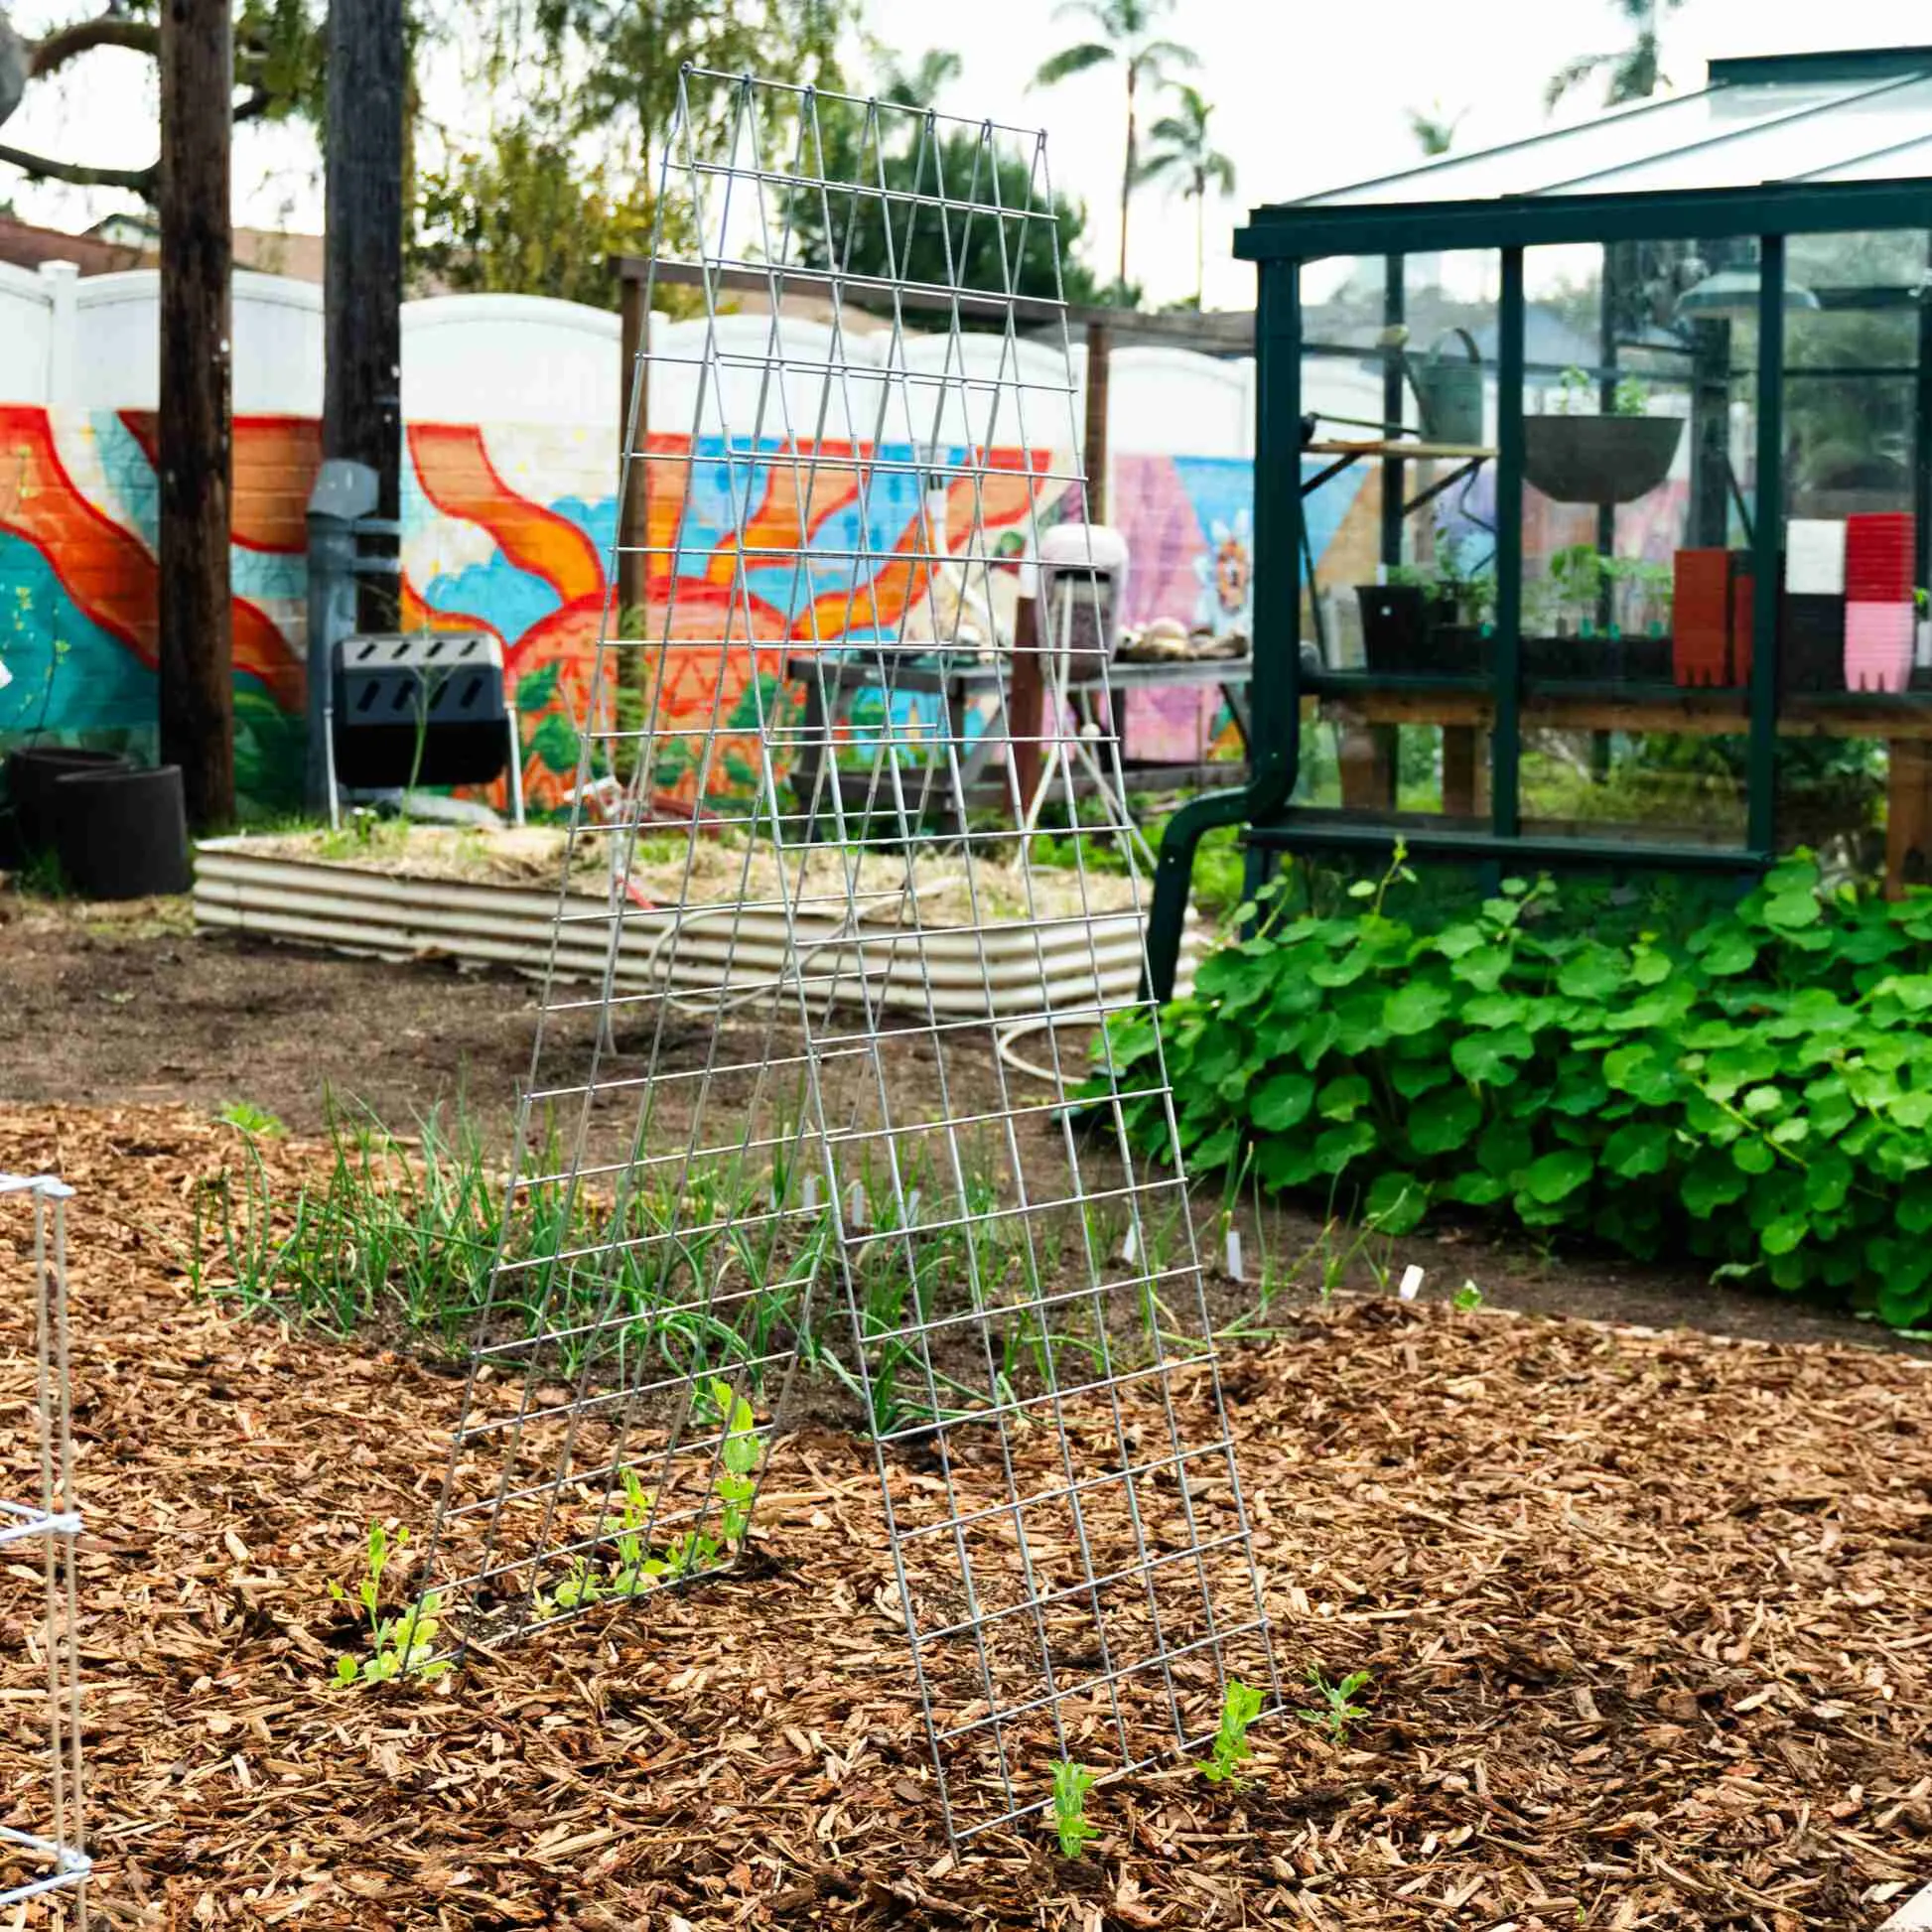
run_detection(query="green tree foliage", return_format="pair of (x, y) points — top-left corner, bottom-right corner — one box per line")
(0, 0), (326, 199)
(786, 48), (1110, 318)
(1404, 100), (1464, 157)
(409, 0), (854, 304)
(411, 119), (654, 307)
(1546, 0), (1685, 114)
(1033, 0), (1196, 296)
(1136, 83), (1233, 309)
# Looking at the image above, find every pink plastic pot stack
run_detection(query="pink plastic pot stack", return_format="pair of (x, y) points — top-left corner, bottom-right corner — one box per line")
(1844, 513), (1914, 693)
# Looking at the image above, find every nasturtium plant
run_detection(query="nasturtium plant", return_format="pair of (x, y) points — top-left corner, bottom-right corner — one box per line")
(1096, 851), (1932, 1330)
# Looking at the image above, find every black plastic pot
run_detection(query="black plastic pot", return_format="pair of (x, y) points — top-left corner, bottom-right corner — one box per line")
(1522, 633), (1623, 681)
(5, 746), (133, 858)
(52, 763), (192, 899)
(1783, 595), (1846, 694)
(1432, 624), (1489, 676)
(1618, 634), (1674, 684)
(1357, 585), (1429, 671)
(1524, 415), (1684, 505)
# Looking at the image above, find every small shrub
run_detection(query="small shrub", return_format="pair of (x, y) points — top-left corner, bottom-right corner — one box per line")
(1101, 851), (1932, 1329)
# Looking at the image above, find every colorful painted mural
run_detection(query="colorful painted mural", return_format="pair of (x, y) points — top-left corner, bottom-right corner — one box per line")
(0, 408), (1372, 815)
(1113, 452), (1372, 766)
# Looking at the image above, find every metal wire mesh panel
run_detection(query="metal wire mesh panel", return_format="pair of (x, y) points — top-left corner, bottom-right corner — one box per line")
(416, 66), (1278, 1847)
(0, 1175), (89, 1922)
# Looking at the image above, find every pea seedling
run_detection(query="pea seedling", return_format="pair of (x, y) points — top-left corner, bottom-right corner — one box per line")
(1298, 1666), (1371, 1742)
(703, 1378), (761, 1543)
(1051, 1758), (1097, 1860)
(330, 1522), (450, 1684)
(1202, 1677), (1266, 1784)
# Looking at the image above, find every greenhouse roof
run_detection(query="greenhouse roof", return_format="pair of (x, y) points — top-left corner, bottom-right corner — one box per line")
(1307, 49), (1932, 205)
(1240, 49), (1932, 259)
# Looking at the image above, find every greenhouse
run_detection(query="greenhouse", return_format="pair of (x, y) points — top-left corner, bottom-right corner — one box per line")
(1150, 46), (1932, 996)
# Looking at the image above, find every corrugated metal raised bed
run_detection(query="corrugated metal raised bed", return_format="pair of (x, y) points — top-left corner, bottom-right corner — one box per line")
(193, 828), (1195, 1022)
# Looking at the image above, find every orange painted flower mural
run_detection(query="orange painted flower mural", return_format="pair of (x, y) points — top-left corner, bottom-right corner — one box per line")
(0, 407), (1073, 813)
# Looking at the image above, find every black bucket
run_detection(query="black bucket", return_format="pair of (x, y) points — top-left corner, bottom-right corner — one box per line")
(5, 746), (134, 858)
(52, 763), (192, 899)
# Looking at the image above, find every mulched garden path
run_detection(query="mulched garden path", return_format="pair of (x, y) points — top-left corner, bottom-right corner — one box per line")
(1, 1101), (1929, 1929)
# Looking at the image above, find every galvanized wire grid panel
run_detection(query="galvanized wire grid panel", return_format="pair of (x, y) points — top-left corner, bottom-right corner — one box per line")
(0, 1175), (90, 1922)
(416, 67), (1278, 1846)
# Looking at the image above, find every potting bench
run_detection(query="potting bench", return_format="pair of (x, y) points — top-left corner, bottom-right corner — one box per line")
(1309, 678), (1932, 890)
(783, 650), (1255, 826)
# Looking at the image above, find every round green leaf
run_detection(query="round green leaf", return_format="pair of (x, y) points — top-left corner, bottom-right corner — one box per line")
(1762, 891), (1822, 931)
(1384, 979), (1453, 1037)
(1317, 1074), (1373, 1121)
(1556, 945), (1624, 1001)
(1250, 1071), (1314, 1133)
(1522, 1148), (1594, 1204)
(1443, 1171), (1508, 1206)
(1601, 1120), (1671, 1178)
(1410, 1086), (1482, 1158)
(1700, 929), (1758, 976)
(1451, 1026), (1534, 1086)
(1759, 1214), (1810, 1257)
(1365, 1171), (1429, 1235)
(1311, 1120), (1378, 1174)
(1682, 1152), (1748, 1217)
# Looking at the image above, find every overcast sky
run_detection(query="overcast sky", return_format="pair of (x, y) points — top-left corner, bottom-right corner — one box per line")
(7, 0), (1932, 307)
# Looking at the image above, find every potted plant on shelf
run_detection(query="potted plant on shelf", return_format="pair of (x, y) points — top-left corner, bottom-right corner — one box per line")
(1525, 368), (1684, 506)
(1356, 536), (1493, 676)
(1524, 548), (1674, 682)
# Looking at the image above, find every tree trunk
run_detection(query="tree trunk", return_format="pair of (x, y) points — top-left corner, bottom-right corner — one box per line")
(1117, 61), (1135, 294)
(157, 0), (234, 831)
(323, 0), (405, 619)
(1193, 174), (1204, 308)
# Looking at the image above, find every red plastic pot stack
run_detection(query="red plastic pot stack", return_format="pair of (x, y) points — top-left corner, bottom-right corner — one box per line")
(1844, 512), (1914, 693)
(1672, 549), (1731, 686)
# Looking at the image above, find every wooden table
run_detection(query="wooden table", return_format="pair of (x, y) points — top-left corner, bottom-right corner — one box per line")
(783, 651), (1255, 827)
(1314, 675), (1932, 891)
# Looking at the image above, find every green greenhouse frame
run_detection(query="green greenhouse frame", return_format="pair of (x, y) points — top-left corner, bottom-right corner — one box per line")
(1146, 48), (1932, 999)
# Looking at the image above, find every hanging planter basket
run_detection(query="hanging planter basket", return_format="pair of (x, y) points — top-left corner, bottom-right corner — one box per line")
(1524, 416), (1683, 505)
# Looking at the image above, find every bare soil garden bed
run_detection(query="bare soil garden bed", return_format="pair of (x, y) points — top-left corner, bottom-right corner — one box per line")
(2, 1099), (1928, 1929)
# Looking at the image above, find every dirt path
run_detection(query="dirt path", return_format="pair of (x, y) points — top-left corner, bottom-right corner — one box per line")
(3, 888), (1924, 1358)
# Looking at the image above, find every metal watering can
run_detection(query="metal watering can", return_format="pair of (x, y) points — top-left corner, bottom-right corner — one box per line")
(1403, 328), (1484, 447)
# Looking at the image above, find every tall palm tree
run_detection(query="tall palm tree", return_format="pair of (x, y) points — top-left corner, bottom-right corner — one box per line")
(1546, 0), (1685, 112)
(884, 47), (963, 111)
(1137, 85), (1235, 309)
(1033, 0), (1198, 296)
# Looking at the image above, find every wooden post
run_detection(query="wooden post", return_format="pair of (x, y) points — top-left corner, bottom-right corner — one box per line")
(618, 270), (650, 621)
(1441, 725), (1489, 819)
(1083, 320), (1110, 524)
(1887, 738), (1932, 895)
(323, 0), (404, 624)
(610, 269), (652, 779)
(1336, 724), (1398, 812)
(1009, 590), (1043, 811)
(157, 0), (234, 830)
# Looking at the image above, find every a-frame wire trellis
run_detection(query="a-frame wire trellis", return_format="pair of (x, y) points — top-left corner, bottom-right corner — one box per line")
(414, 66), (1279, 1846)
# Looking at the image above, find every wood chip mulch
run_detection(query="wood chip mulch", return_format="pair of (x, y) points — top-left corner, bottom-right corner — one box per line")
(0, 1102), (1928, 1931)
